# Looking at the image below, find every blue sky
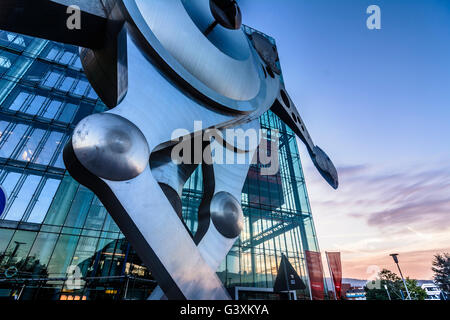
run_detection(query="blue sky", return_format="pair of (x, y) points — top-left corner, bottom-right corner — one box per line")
(242, 0), (450, 279)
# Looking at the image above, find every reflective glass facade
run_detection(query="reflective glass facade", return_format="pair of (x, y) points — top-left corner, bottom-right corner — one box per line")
(0, 31), (325, 300)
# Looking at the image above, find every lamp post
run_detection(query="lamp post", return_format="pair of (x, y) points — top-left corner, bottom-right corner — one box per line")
(390, 254), (412, 300)
(384, 284), (392, 300)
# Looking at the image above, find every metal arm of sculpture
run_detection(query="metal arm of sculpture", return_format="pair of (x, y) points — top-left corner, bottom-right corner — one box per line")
(0, 0), (338, 300)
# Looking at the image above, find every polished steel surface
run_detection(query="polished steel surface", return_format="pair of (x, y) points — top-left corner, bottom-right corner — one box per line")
(80, 25), (129, 108)
(197, 138), (257, 271)
(120, 0), (271, 112)
(72, 113), (150, 181)
(312, 146), (339, 189)
(109, 36), (238, 151)
(210, 192), (244, 239)
(0, 0), (340, 300)
(149, 136), (255, 300)
(132, 0), (259, 101)
(182, 0), (247, 60)
(209, 0), (242, 30)
(95, 35), (240, 300)
(150, 146), (198, 197)
(105, 167), (230, 300)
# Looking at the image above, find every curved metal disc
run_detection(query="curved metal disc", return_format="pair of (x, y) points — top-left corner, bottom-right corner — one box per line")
(210, 191), (244, 239)
(120, 0), (273, 113)
(72, 113), (150, 181)
(131, 0), (258, 100)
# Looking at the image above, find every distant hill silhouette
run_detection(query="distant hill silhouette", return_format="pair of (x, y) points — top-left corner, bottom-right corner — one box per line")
(325, 278), (435, 289)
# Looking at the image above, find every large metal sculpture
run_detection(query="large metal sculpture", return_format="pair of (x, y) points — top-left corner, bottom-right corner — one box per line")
(0, 0), (338, 300)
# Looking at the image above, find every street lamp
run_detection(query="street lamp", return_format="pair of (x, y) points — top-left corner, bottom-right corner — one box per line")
(384, 284), (392, 300)
(390, 254), (412, 300)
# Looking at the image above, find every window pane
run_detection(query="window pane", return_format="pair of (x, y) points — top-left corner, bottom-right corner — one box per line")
(16, 128), (45, 162)
(54, 148), (66, 169)
(109, 239), (128, 277)
(63, 186), (94, 228)
(42, 71), (61, 88)
(34, 131), (64, 166)
(0, 55), (12, 69)
(44, 176), (78, 226)
(103, 214), (120, 233)
(72, 102), (94, 124)
(6, 33), (27, 50)
(4, 174), (41, 221)
(0, 51), (15, 74)
(0, 229), (14, 253)
(72, 57), (82, 69)
(25, 60), (50, 83)
(83, 197), (107, 231)
(57, 103), (77, 123)
(73, 80), (88, 96)
(25, 232), (58, 275)
(46, 48), (59, 61)
(9, 91), (29, 111)
(59, 76), (75, 92)
(0, 172), (20, 198)
(24, 94), (46, 115)
(0, 124), (28, 158)
(71, 236), (99, 276)
(46, 234), (79, 277)
(59, 51), (74, 65)
(87, 87), (98, 100)
(0, 121), (8, 140)
(93, 238), (116, 277)
(0, 230), (36, 270)
(43, 99), (62, 119)
(27, 179), (61, 224)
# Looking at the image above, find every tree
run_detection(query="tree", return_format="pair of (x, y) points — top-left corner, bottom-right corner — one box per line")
(365, 286), (390, 300)
(365, 269), (402, 300)
(379, 269), (401, 282)
(405, 278), (427, 300)
(365, 268), (426, 300)
(432, 253), (450, 296)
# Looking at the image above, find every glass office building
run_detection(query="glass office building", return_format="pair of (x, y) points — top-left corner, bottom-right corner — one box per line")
(0, 30), (326, 300)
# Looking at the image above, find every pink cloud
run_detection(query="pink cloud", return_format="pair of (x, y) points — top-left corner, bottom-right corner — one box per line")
(303, 161), (450, 279)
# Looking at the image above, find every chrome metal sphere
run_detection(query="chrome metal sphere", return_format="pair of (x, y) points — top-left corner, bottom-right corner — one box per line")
(210, 192), (244, 239)
(72, 113), (150, 181)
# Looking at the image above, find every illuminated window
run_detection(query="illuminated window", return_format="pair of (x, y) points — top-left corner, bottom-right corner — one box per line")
(6, 33), (25, 47)
(0, 56), (12, 69)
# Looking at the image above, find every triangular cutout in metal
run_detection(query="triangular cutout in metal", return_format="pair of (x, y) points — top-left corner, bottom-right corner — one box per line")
(274, 254), (306, 292)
